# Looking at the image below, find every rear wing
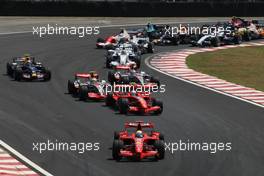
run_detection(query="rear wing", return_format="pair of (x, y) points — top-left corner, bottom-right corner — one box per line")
(114, 65), (131, 70)
(125, 121), (154, 130)
(75, 73), (91, 78)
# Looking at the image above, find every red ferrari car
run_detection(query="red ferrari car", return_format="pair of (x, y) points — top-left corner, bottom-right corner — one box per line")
(105, 92), (163, 115)
(96, 36), (117, 49)
(112, 121), (165, 161)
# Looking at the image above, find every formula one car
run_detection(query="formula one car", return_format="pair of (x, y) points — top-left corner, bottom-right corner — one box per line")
(230, 17), (262, 41)
(256, 24), (264, 38)
(78, 79), (108, 101)
(96, 36), (118, 50)
(106, 44), (141, 69)
(6, 55), (51, 81)
(112, 121), (165, 161)
(68, 71), (108, 101)
(191, 24), (242, 47)
(96, 29), (130, 49)
(6, 56), (33, 76)
(130, 36), (154, 54)
(191, 34), (221, 47)
(237, 24), (261, 41)
(105, 92), (163, 115)
(151, 25), (181, 45)
(68, 71), (99, 95)
(108, 65), (160, 87)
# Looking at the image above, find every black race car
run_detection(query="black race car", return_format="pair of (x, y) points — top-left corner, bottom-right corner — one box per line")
(6, 56), (51, 81)
(108, 65), (160, 87)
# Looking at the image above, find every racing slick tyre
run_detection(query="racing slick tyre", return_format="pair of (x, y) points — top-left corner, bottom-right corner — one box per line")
(147, 43), (154, 53)
(106, 57), (113, 69)
(96, 38), (104, 48)
(234, 35), (242, 45)
(211, 37), (220, 47)
(112, 140), (124, 161)
(134, 57), (141, 69)
(152, 99), (163, 115)
(6, 63), (12, 76)
(105, 93), (115, 107)
(14, 70), (22, 81)
(97, 38), (104, 43)
(114, 131), (120, 140)
(105, 45), (115, 50)
(154, 140), (165, 160)
(44, 70), (51, 81)
(107, 71), (115, 84)
(67, 80), (75, 94)
(244, 32), (252, 41)
(79, 86), (88, 101)
(159, 133), (165, 141)
(172, 36), (181, 45)
(150, 77), (161, 87)
(117, 98), (129, 114)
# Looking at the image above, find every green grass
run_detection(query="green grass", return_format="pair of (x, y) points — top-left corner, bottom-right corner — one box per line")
(186, 46), (264, 92)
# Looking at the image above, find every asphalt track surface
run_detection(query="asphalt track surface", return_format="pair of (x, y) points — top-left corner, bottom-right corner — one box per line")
(0, 25), (264, 176)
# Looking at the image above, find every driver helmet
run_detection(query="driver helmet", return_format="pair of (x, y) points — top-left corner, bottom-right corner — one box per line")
(101, 80), (106, 84)
(91, 78), (97, 82)
(24, 54), (31, 63)
(135, 130), (143, 138)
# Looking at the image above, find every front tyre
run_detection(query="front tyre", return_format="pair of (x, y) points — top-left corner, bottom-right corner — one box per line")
(79, 86), (88, 101)
(112, 140), (124, 161)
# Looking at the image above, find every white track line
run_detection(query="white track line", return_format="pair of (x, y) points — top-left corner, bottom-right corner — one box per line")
(145, 42), (264, 109)
(0, 140), (53, 176)
(0, 19), (228, 35)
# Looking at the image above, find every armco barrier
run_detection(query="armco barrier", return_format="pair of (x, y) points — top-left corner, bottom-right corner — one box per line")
(0, 1), (263, 17)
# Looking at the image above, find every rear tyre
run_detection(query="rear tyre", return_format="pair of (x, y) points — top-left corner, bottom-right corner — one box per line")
(147, 43), (154, 53)
(44, 70), (51, 81)
(96, 38), (105, 48)
(68, 80), (74, 94)
(211, 37), (220, 47)
(154, 140), (165, 160)
(117, 98), (129, 114)
(97, 38), (105, 43)
(150, 77), (160, 87)
(114, 131), (120, 140)
(106, 57), (112, 69)
(244, 32), (252, 41)
(234, 35), (242, 45)
(159, 133), (165, 141)
(153, 99), (163, 115)
(134, 57), (141, 69)
(105, 93), (114, 107)
(107, 71), (115, 84)
(112, 140), (124, 161)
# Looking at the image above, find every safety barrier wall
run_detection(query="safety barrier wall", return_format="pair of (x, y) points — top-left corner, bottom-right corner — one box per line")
(0, 1), (263, 17)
